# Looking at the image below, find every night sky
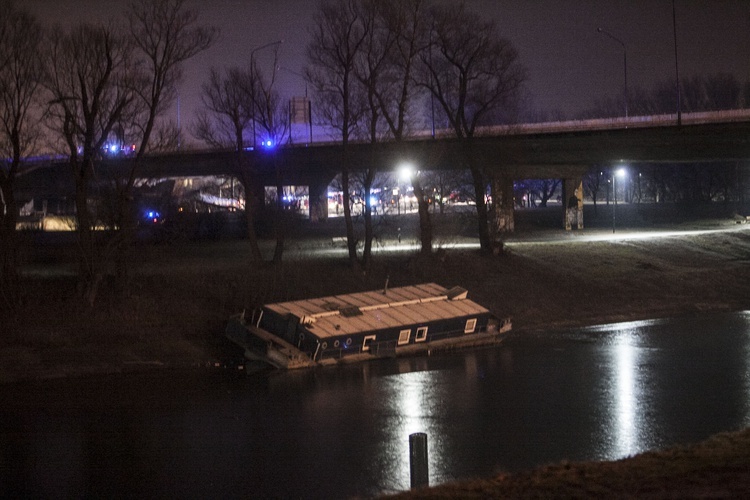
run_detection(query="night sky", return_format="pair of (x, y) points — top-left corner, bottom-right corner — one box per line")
(24, 0), (750, 138)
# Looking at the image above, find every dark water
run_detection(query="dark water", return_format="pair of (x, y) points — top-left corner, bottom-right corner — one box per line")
(2, 311), (750, 499)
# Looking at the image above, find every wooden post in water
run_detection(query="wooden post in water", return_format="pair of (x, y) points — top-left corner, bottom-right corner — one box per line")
(409, 432), (429, 489)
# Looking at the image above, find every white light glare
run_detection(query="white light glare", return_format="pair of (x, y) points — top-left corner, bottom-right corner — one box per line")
(399, 164), (413, 181)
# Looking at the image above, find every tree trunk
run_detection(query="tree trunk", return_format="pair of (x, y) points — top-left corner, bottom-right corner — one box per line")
(114, 187), (136, 293)
(74, 175), (98, 301)
(238, 156), (263, 262)
(0, 176), (19, 310)
(272, 181), (285, 265)
(341, 168), (358, 268)
(244, 190), (263, 262)
(362, 169), (375, 269)
(470, 164), (492, 253)
(412, 176), (433, 256)
(73, 157), (103, 306)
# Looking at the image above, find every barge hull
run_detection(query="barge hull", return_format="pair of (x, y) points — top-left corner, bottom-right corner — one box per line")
(227, 315), (511, 370)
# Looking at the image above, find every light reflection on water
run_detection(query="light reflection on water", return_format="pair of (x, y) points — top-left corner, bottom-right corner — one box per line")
(612, 329), (639, 456)
(380, 370), (442, 491)
(2, 312), (750, 499)
(604, 322), (655, 459)
(743, 311), (750, 429)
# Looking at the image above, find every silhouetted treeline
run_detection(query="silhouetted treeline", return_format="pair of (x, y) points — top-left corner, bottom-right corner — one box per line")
(580, 73), (748, 119)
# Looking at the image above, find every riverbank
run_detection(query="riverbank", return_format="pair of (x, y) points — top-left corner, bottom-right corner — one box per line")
(388, 426), (750, 498)
(3, 205), (750, 384)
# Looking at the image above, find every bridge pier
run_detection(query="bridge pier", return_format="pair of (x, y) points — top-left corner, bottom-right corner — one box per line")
(562, 177), (583, 230)
(309, 181), (329, 222)
(491, 175), (515, 233)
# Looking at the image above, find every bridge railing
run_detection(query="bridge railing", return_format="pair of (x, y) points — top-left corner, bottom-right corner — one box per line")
(17, 108), (750, 164)
(467, 108), (750, 138)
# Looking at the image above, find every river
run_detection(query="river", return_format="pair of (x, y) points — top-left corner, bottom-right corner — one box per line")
(2, 311), (749, 498)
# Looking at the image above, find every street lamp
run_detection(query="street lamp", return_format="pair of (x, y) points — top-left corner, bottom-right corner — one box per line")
(612, 168), (626, 233)
(672, 0), (682, 126)
(250, 40), (283, 148)
(398, 164), (415, 214)
(597, 27), (628, 119)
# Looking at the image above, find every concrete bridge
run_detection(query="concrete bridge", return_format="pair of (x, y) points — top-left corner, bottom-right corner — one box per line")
(16, 109), (750, 231)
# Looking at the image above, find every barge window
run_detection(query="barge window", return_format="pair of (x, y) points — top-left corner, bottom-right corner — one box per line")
(465, 318), (477, 333)
(363, 335), (376, 352)
(416, 326), (428, 342)
(398, 329), (411, 345)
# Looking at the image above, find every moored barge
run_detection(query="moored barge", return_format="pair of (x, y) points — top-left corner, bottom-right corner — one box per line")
(226, 283), (511, 369)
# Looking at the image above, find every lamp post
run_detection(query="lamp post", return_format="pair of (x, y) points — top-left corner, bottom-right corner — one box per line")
(612, 168), (626, 233)
(250, 40), (283, 148)
(672, 0), (682, 126)
(597, 27), (628, 119)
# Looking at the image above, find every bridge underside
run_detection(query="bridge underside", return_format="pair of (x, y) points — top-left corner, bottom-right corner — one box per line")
(18, 117), (750, 234)
(490, 167), (586, 233)
(10, 158), (597, 232)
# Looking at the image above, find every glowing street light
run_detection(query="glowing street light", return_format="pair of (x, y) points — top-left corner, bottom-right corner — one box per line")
(397, 164), (416, 215)
(399, 164), (414, 182)
(613, 168), (627, 233)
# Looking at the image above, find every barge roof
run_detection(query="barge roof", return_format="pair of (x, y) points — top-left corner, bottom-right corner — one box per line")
(264, 283), (490, 339)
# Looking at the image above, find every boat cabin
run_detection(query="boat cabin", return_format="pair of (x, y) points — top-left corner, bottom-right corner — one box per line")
(248, 283), (493, 362)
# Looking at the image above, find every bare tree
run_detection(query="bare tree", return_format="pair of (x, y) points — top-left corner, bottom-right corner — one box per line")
(306, 0), (368, 269)
(194, 68), (251, 149)
(0, 1), (44, 310)
(528, 179), (561, 207)
(360, 0), (435, 258)
(253, 59), (290, 264)
(44, 22), (138, 305)
(703, 73), (741, 111)
(347, 0), (432, 261)
(585, 72), (745, 120)
(377, 0), (432, 255)
(193, 66), (263, 261)
(583, 169), (604, 216)
(352, 0), (394, 267)
(126, 0), (216, 155)
(110, 0), (217, 285)
(417, 2), (525, 253)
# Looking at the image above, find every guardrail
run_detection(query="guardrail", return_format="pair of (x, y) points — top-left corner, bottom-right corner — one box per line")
(17, 108), (750, 164)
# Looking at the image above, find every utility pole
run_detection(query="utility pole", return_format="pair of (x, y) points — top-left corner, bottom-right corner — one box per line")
(672, 0), (682, 126)
(597, 27), (628, 119)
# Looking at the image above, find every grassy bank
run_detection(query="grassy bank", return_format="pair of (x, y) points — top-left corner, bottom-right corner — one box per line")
(3, 205), (750, 383)
(388, 427), (750, 498)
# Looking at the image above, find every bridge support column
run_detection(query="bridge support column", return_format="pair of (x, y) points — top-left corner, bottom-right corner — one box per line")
(309, 181), (328, 222)
(562, 177), (583, 230)
(491, 175), (515, 233)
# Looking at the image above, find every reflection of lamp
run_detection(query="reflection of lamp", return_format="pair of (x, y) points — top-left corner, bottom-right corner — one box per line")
(613, 168), (626, 233)
(613, 326), (639, 457)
